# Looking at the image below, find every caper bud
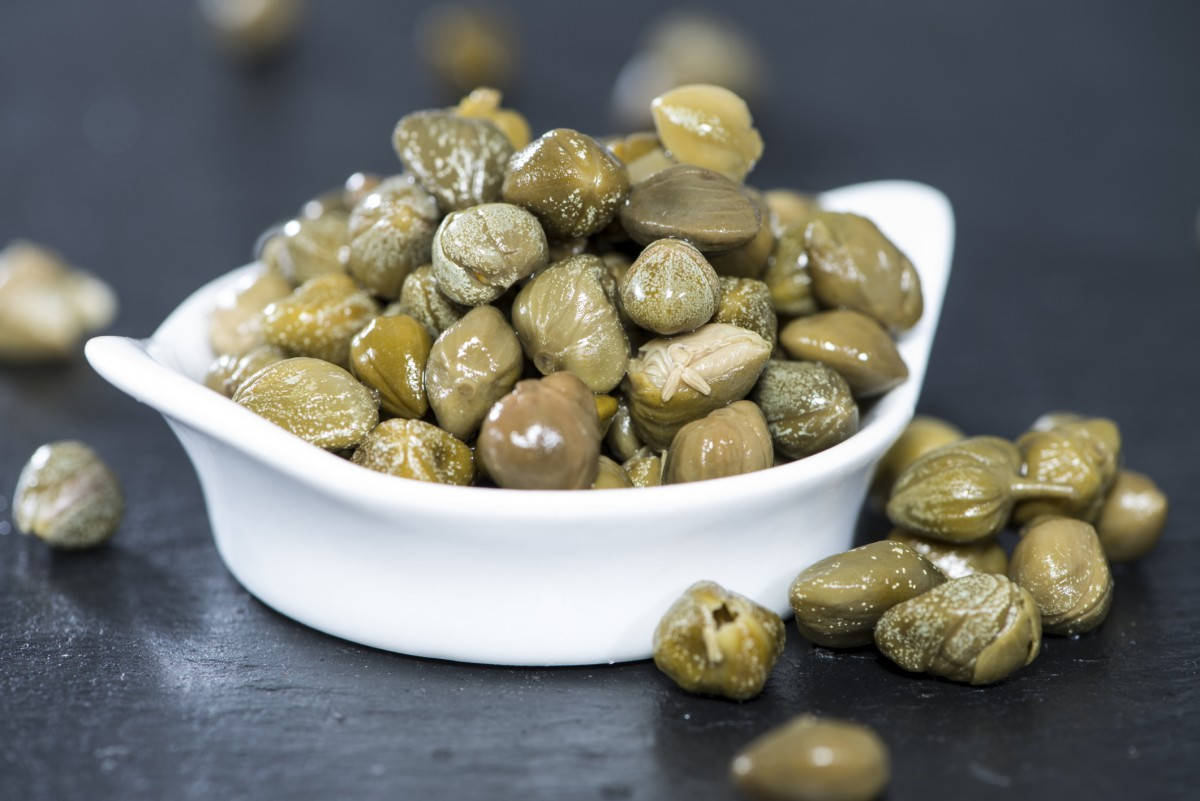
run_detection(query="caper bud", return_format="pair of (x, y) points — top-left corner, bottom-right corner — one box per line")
(234, 357), (379, 450)
(511, 255), (630, 393)
(731, 715), (890, 801)
(763, 189), (821, 237)
(763, 224), (818, 317)
(1009, 517), (1113, 636)
(650, 84), (763, 183)
(199, 0), (303, 61)
(261, 215), (348, 286)
(875, 573), (1042, 685)
(386, 264), (466, 338)
(664, 400), (773, 484)
(886, 529), (1008, 579)
(13, 441), (124, 549)
(352, 419), (474, 486)
(204, 343), (288, 397)
(1013, 417), (1121, 524)
(652, 580), (785, 701)
(709, 189), (775, 278)
(752, 360), (858, 460)
(209, 269), (293, 357)
(592, 455), (634, 489)
(869, 416), (965, 509)
(602, 131), (660, 164)
(620, 164), (761, 252)
(605, 399), (642, 462)
(415, 5), (516, 94)
(623, 447), (665, 487)
(779, 311), (908, 398)
(392, 110), (513, 212)
(501, 128), (631, 239)
(344, 175), (440, 299)
(453, 87), (530, 149)
(262, 273), (379, 366)
(477, 372), (602, 490)
(425, 305), (523, 440)
(349, 315), (432, 419)
(712, 276), (777, 345)
(619, 239), (721, 335)
(788, 541), (944, 648)
(594, 393), (619, 433)
(431, 203), (548, 305)
(342, 171), (382, 210)
(625, 146), (676, 185)
(1094, 469), (1169, 562)
(1030, 410), (1085, 432)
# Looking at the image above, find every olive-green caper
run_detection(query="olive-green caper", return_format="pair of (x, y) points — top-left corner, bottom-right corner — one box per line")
(731, 715), (890, 801)
(349, 315), (432, 419)
(344, 175), (440, 299)
(453, 87), (530, 149)
(260, 215), (348, 286)
(234, 357), (379, 450)
(619, 239), (721, 335)
(387, 264), (466, 337)
(352, 418), (474, 486)
(1094, 469), (1168, 562)
(392, 110), (514, 212)
(209, 269), (293, 357)
(652, 580), (785, 701)
(623, 447), (665, 487)
(763, 189), (820, 237)
(788, 541), (945, 648)
(1009, 517), (1113, 636)
(752, 360), (858, 460)
(477, 372), (602, 490)
(1030, 410), (1084, 432)
(261, 273), (379, 366)
(204, 343), (288, 398)
(763, 224), (818, 317)
(664, 400), (773, 484)
(875, 573), (1042, 685)
(1013, 417), (1121, 524)
(709, 189), (774, 278)
(869, 416), (965, 509)
(592, 455), (634, 489)
(886, 529), (1008, 579)
(13, 441), (124, 549)
(650, 84), (763, 183)
(620, 164), (762, 251)
(713, 276), (777, 346)
(342, 171), (382, 210)
(415, 4), (516, 93)
(431, 202), (548, 305)
(605, 399), (642, 462)
(779, 311), (908, 398)
(501, 128), (631, 239)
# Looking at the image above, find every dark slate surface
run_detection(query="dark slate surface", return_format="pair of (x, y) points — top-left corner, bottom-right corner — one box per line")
(1, 1), (1198, 799)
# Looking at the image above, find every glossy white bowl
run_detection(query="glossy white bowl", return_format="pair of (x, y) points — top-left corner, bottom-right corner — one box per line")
(86, 180), (953, 666)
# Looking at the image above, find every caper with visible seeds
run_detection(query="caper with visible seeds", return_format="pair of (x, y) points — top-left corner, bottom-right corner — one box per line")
(752, 360), (858, 460)
(619, 239), (720, 335)
(204, 343), (288, 397)
(1094, 469), (1168, 562)
(262, 273), (379, 366)
(349, 315), (432, 419)
(1013, 417), (1121, 524)
(13, 441), (124, 549)
(886, 529), (1008, 579)
(1009, 517), (1113, 635)
(763, 224), (818, 317)
(620, 164), (761, 251)
(453, 87), (530, 149)
(352, 418), (474, 486)
(664, 400), (773, 484)
(260, 215), (348, 286)
(209, 269), (293, 357)
(344, 175), (440, 299)
(425, 305), (523, 439)
(869, 416), (965, 509)
(431, 202), (548, 305)
(387, 264), (466, 337)
(592, 456), (634, 489)
(623, 447), (664, 487)
(650, 84), (763, 183)
(779, 311), (908, 398)
(392, 110), (513, 212)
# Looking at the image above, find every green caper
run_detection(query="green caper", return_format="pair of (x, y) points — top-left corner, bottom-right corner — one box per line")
(344, 174), (440, 299)
(431, 202), (548, 305)
(260, 215), (348, 286)
(618, 238), (721, 335)
(763, 224), (818, 317)
(392, 110), (513, 212)
(623, 447), (664, 487)
(1009, 517), (1113, 636)
(209, 269), (292, 357)
(453, 87), (530, 149)
(1094, 469), (1169, 562)
(199, 0), (303, 60)
(752, 360), (858, 460)
(1013, 417), (1121, 524)
(386, 264), (466, 337)
(779, 310), (908, 398)
(204, 343), (288, 398)
(351, 418), (474, 486)
(713, 276), (777, 345)
(886, 529), (1008, 579)
(869, 416), (965, 509)
(620, 164), (761, 251)
(605, 399), (642, 462)
(709, 189), (775, 278)
(425, 305), (523, 439)
(650, 84), (763, 183)
(262, 273), (379, 366)
(415, 4), (516, 93)
(349, 315), (432, 419)
(664, 400), (773, 484)
(13, 441), (124, 549)
(592, 456), (634, 489)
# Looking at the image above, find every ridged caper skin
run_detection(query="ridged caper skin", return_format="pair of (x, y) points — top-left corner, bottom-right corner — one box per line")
(234, 357), (379, 450)
(13, 441), (124, 549)
(344, 175), (440, 299)
(261, 215), (348, 286)
(619, 239), (721, 335)
(209, 269), (292, 357)
(620, 164), (762, 252)
(763, 224), (818, 317)
(788, 541), (945, 648)
(752, 360), (858, 460)
(1095, 469), (1169, 562)
(875, 573), (1042, 685)
(869, 416), (965, 509)
(387, 264), (465, 337)
(623, 447), (664, 487)
(392, 110), (514, 212)
(713, 276), (777, 345)
(431, 202), (548, 305)
(425, 305), (523, 440)
(886, 529), (1008, 579)
(349, 315), (432, 419)
(262, 273), (380, 366)
(664, 401), (773, 484)
(731, 715), (890, 801)
(652, 580), (785, 701)
(1013, 417), (1121, 524)
(1009, 517), (1113, 636)
(351, 418), (474, 486)
(709, 190), (774, 279)
(204, 343), (288, 398)
(592, 455), (634, 489)
(779, 310), (908, 398)
(650, 84), (763, 183)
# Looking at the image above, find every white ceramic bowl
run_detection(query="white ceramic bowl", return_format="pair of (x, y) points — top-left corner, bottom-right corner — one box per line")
(86, 180), (953, 666)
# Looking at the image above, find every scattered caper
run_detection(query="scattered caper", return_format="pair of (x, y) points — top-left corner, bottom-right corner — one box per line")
(779, 311), (908, 398)
(261, 273), (379, 366)
(650, 84), (763, 183)
(1014, 417), (1121, 524)
(619, 239), (721, 335)
(349, 315), (432, 419)
(869, 416), (965, 509)
(752, 360), (858, 460)
(620, 164), (761, 251)
(204, 343), (288, 398)
(664, 400), (773, 484)
(1094, 469), (1169, 562)
(592, 455), (634, 489)
(13, 441), (124, 549)
(393, 110), (514, 212)
(352, 418), (474, 486)
(432, 202), (548, 305)
(886, 529), (1008, 579)
(1009, 517), (1113, 635)
(425, 305), (523, 440)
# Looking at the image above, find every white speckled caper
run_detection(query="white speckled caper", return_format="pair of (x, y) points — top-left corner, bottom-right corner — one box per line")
(13, 441), (124, 549)
(344, 175), (440, 299)
(432, 202), (548, 305)
(392, 110), (514, 212)
(619, 239), (721, 335)
(261, 273), (379, 367)
(352, 419), (474, 486)
(752, 360), (859, 459)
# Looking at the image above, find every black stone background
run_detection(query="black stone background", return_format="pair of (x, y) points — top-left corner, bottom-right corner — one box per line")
(1, 1), (1198, 799)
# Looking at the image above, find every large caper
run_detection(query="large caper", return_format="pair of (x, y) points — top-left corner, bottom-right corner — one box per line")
(1013, 417), (1121, 524)
(709, 189), (774, 279)
(874, 573), (1042, 685)
(592, 456), (634, 489)
(344, 174), (440, 299)
(13, 441), (124, 549)
(619, 239), (721, 335)
(1009, 517), (1113, 636)
(209, 269), (292, 357)
(387, 264), (466, 337)
(431, 202), (548, 305)
(869, 416), (965, 509)
(886, 529), (1008, 579)
(763, 224), (818, 317)
(713, 276), (777, 346)
(652, 580), (785, 701)
(788, 541), (945, 648)
(1094, 469), (1169, 562)
(620, 164), (761, 252)
(392, 110), (513, 212)
(752, 360), (858, 460)
(650, 84), (763, 183)
(664, 400), (773, 484)
(204, 343), (288, 398)
(261, 273), (379, 366)
(623, 447), (665, 487)
(349, 315), (432, 419)
(779, 311), (908, 398)
(352, 418), (474, 486)
(260, 215), (348, 286)
(425, 305), (523, 440)
(453, 87), (530, 149)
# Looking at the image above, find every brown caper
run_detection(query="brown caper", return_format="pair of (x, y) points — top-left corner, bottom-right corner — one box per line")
(869, 416), (965, 509)
(788, 541), (945, 648)
(886, 529), (1008, 579)
(344, 175), (440, 299)
(709, 189), (775, 278)
(349, 315), (432, 419)
(453, 87), (530, 149)
(425, 305), (523, 440)
(752, 360), (858, 460)
(262, 273), (379, 366)
(664, 400), (773, 484)
(619, 239), (721, 335)
(415, 4), (516, 93)
(874, 573), (1042, 685)
(13, 441), (124, 549)
(204, 343), (288, 398)
(713, 276), (777, 346)
(620, 164), (762, 251)
(387, 264), (466, 337)
(1094, 469), (1169, 562)
(650, 84), (763, 183)
(352, 418), (474, 486)
(592, 456), (634, 489)
(209, 269), (293, 357)
(623, 447), (664, 487)
(392, 110), (513, 212)
(1013, 417), (1121, 524)
(605, 399), (642, 462)
(260, 215), (348, 286)
(763, 224), (818, 317)
(652, 580), (785, 701)
(1009, 517), (1113, 635)
(763, 189), (821, 237)
(779, 311), (908, 398)
(431, 202), (548, 305)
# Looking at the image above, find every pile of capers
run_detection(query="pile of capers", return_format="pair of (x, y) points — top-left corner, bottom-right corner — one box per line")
(207, 83), (924, 490)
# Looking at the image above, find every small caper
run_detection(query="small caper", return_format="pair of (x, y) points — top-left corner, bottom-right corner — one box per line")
(209, 269), (293, 357)
(349, 315), (432, 419)
(620, 164), (761, 251)
(392, 110), (514, 212)
(1031, 410), (1085, 432)
(779, 311), (908, 398)
(869, 416), (965, 509)
(453, 87), (530, 149)
(886, 529), (1008, 579)
(425, 305), (523, 440)
(623, 447), (665, 488)
(199, 0), (303, 60)
(752, 360), (858, 460)
(260, 215), (348, 286)
(431, 203), (548, 305)
(342, 171), (382, 210)
(592, 456), (634, 489)
(763, 189), (821, 237)
(605, 399), (642, 462)
(1094, 469), (1169, 562)
(763, 225), (818, 317)
(709, 189), (775, 278)
(13, 441), (124, 549)
(652, 580), (785, 701)
(344, 175), (440, 299)
(352, 418), (474, 486)
(650, 84), (763, 183)
(387, 264), (466, 337)
(262, 273), (379, 366)
(664, 400), (773, 484)
(619, 239), (721, 335)
(204, 343), (288, 398)
(415, 5), (516, 93)
(1013, 417), (1121, 524)
(602, 131), (660, 164)
(625, 146), (676, 185)
(1009, 517), (1113, 636)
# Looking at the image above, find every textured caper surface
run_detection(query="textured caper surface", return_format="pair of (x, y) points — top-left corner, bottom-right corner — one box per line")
(454, 88), (530, 149)
(652, 580), (785, 701)
(664, 400), (773, 484)
(204, 343), (288, 398)
(477, 372), (602, 490)
(619, 239), (721, 335)
(788, 541), (945, 648)
(425, 305), (523, 440)
(209, 269), (292, 357)
(875, 573), (1042, 685)
(620, 164), (761, 251)
(779, 311), (908, 398)
(262, 215), (348, 285)
(234, 357), (379, 450)
(605, 399), (642, 462)
(869, 416), (965, 508)
(709, 189), (774, 278)
(1013, 417), (1121, 524)
(261, 273), (379, 366)
(1095, 469), (1168, 562)
(623, 447), (664, 487)
(763, 225), (818, 317)
(388, 264), (465, 337)
(752, 360), (858, 460)
(351, 418), (474, 486)
(805, 211), (924, 331)
(349, 315), (432, 419)
(650, 84), (763, 183)
(501, 128), (630, 239)
(764, 189), (821, 237)
(392, 110), (513, 212)
(714, 277), (777, 345)
(431, 202), (548, 305)
(626, 323), (771, 449)
(344, 175), (440, 299)
(511, 255), (630, 393)
(887, 529), (1008, 579)
(13, 441), (124, 549)
(1009, 517), (1113, 635)
(731, 715), (890, 801)
(592, 455), (634, 489)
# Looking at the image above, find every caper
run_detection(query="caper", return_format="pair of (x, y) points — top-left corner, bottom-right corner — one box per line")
(731, 715), (890, 801)
(788, 541), (944, 648)
(709, 189), (774, 278)
(1013, 417), (1121, 524)
(431, 202), (548, 305)
(619, 239), (721, 335)
(594, 393), (619, 433)
(779, 311), (908, 398)
(387, 264), (466, 338)
(592, 455), (634, 489)
(869, 416), (965, 509)
(1031, 410), (1085, 432)
(453, 87), (530, 149)
(664, 400), (773, 484)
(415, 5), (516, 93)
(763, 189), (821, 237)
(602, 131), (660, 164)
(344, 175), (440, 299)
(875, 573), (1042, 685)
(886, 529), (1008, 579)
(763, 224), (818, 317)
(262, 273), (379, 366)
(708, 276), (776, 347)
(620, 164), (761, 251)
(209, 269), (293, 357)
(13, 441), (124, 549)
(260, 215), (348, 286)
(650, 84), (763, 183)
(1009, 517), (1113, 636)
(605, 399), (642, 462)
(199, 0), (303, 60)
(349, 315), (432, 419)
(625, 146), (676, 185)
(234, 357), (379, 450)
(623, 447), (664, 487)
(425, 305), (523, 440)
(204, 343), (288, 398)
(752, 360), (858, 460)
(392, 110), (513, 212)
(1094, 469), (1169, 562)
(342, 171), (382, 210)
(352, 418), (474, 486)
(477, 372), (602, 490)
(652, 580), (785, 701)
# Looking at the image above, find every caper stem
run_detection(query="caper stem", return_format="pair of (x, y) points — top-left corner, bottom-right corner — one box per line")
(1008, 480), (1081, 500)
